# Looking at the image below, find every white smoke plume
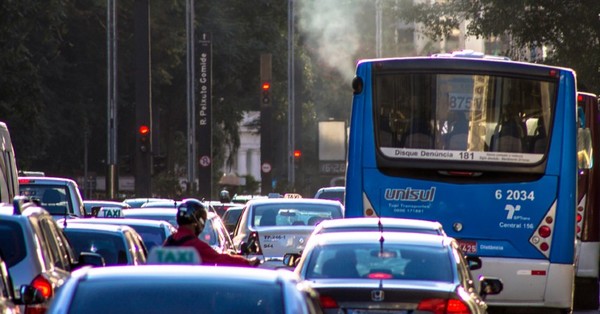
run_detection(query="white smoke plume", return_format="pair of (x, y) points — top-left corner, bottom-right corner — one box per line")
(297, 0), (362, 82)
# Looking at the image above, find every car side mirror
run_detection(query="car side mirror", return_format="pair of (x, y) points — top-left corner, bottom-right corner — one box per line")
(75, 252), (106, 268)
(479, 277), (503, 299)
(19, 285), (46, 305)
(466, 256), (482, 270)
(283, 253), (301, 267)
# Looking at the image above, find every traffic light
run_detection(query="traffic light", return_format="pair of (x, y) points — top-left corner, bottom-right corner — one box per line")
(261, 82), (271, 105)
(293, 149), (302, 167)
(138, 125), (150, 153)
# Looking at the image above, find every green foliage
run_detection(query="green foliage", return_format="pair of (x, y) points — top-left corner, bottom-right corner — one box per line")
(398, 0), (600, 92)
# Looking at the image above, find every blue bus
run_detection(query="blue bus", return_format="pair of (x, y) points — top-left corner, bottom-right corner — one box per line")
(345, 50), (590, 313)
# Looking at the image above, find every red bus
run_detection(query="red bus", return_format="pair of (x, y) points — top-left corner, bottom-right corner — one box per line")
(574, 91), (600, 309)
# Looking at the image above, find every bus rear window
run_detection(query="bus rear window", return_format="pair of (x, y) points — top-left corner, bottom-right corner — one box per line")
(375, 72), (556, 165)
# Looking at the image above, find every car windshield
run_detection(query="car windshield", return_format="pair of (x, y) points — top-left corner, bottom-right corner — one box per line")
(64, 230), (128, 265)
(128, 225), (169, 251)
(19, 184), (72, 216)
(252, 203), (343, 227)
(68, 277), (284, 314)
(305, 243), (453, 282)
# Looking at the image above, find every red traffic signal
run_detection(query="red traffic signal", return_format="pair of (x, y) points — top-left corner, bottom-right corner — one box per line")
(139, 125), (150, 135)
(139, 125), (150, 153)
(293, 150), (302, 158)
(261, 82), (271, 104)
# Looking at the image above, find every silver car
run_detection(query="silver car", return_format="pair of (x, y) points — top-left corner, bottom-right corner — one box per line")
(312, 217), (446, 236)
(232, 198), (344, 268)
(289, 231), (503, 314)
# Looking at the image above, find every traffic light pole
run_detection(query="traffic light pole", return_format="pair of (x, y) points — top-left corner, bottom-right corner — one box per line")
(134, 0), (152, 197)
(260, 53), (272, 195)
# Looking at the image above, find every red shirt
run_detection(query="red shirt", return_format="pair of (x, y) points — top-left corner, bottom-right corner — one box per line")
(165, 227), (252, 267)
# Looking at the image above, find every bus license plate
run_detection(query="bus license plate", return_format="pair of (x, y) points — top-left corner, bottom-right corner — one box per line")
(458, 240), (478, 254)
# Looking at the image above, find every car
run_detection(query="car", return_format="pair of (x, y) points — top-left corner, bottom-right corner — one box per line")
(59, 222), (148, 266)
(47, 265), (323, 314)
(232, 198), (345, 268)
(0, 253), (44, 314)
(208, 201), (240, 217)
(18, 176), (86, 218)
(0, 199), (103, 313)
(122, 207), (178, 226)
(58, 217), (176, 251)
(221, 205), (244, 235)
(140, 200), (180, 208)
(122, 198), (174, 208)
(121, 208), (234, 252)
(286, 231), (503, 314)
(313, 186), (345, 205)
(83, 200), (131, 217)
(312, 217), (447, 236)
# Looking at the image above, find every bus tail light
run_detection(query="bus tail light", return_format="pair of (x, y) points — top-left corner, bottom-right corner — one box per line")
(417, 298), (471, 314)
(529, 201), (557, 258)
(576, 201), (585, 239)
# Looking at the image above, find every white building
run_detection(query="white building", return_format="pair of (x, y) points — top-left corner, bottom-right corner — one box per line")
(221, 111), (261, 184)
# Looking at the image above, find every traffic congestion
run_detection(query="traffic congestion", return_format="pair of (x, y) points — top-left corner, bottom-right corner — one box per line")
(3, 1), (600, 314)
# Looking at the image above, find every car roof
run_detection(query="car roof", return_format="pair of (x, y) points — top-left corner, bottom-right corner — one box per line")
(18, 176), (77, 185)
(60, 221), (135, 234)
(315, 217), (445, 235)
(71, 265), (299, 283)
(246, 198), (344, 206)
(84, 200), (129, 207)
(57, 217), (174, 228)
(310, 231), (451, 247)
(316, 186), (345, 192)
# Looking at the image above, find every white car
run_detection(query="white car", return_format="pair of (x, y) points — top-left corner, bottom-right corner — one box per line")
(232, 198), (345, 268)
(19, 176), (86, 218)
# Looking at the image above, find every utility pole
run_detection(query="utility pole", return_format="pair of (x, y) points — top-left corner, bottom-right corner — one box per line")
(134, 0), (152, 197)
(106, 0), (117, 199)
(287, 0), (295, 186)
(185, 0), (196, 194)
(260, 54), (272, 195)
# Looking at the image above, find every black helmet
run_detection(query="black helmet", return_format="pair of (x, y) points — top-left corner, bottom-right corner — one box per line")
(176, 198), (207, 228)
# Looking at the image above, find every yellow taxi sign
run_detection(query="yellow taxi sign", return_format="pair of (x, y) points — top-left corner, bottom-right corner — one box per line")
(283, 193), (302, 199)
(96, 207), (124, 218)
(147, 247), (202, 265)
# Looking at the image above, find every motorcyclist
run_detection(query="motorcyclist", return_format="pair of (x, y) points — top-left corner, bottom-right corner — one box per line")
(163, 198), (260, 267)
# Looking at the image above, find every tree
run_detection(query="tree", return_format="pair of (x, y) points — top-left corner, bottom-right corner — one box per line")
(398, 0), (600, 92)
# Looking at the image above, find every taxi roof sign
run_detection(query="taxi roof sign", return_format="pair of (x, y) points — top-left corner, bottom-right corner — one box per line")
(147, 247), (201, 265)
(283, 193), (302, 199)
(96, 207), (124, 218)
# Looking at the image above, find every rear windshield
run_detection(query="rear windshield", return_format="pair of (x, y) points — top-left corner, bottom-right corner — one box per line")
(0, 221), (26, 267)
(252, 203), (343, 227)
(315, 190), (345, 204)
(20, 184), (72, 216)
(306, 243), (453, 282)
(68, 278), (284, 314)
(64, 230), (127, 266)
(128, 225), (168, 251)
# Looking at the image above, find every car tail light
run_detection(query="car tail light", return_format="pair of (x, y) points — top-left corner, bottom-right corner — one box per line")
(25, 305), (48, 314)
(319, 295), (338, 309)
(417, 298), (471, 314)
(248, 231), (263, 255)
(31, 275), (53, 299)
